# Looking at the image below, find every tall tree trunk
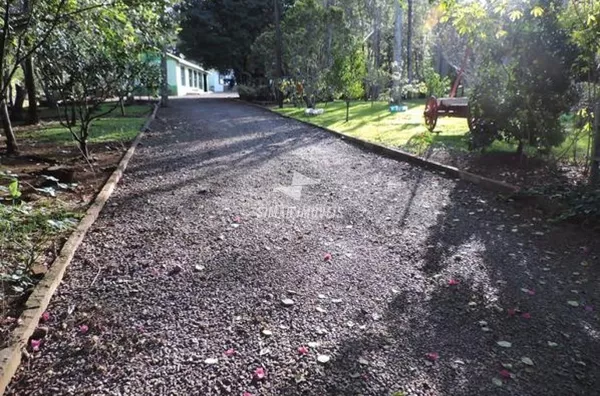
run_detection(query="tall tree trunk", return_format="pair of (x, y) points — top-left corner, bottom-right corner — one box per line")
(371, 6), (382, 99)
(324, 0), (334, 68)
(591, 101), (600, 184)
(10, 84), (25, 120)
(392, 0), (403, 99)
(23, 57), (38, 124)
(160, 45), (169, 107)
(346, 100), (350, 122)
(274, 0), (284, 108)
(1, 100), (18, 155)
(407, 0), (413, 82)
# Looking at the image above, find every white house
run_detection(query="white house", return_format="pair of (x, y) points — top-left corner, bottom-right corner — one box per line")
(207, 70), (235, 93)
(166, 53), (210, 96)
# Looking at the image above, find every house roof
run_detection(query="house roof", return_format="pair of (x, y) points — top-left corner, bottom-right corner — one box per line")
(167, 53), (208, 73)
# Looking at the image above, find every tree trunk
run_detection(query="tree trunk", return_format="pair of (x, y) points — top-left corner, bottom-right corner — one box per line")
(11, 84), (25, 120)
(1, 100), (18, 155)
(119, 97), (125, 116)
(23, 57), (39, 124)
(591, 101), (600, 184)
(516, 140), (524, 157)
(274, 0), (284, 108)
(160, 45), (169, 107)
(392, 1), (403, 101)
(407, 0), (413, 82)
(346, 100), (350, 122)
(70, 103), (77, 126)
(79, 139), (89, 159)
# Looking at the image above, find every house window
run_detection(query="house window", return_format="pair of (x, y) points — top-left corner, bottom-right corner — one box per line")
(180, 66), (185, 86)
(189, 69), (193, 86)
(194, 71), (198, 87)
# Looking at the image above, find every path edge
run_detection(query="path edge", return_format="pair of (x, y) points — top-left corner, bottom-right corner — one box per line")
(237, 99), (519, 195)
(0, 101), (160, 395)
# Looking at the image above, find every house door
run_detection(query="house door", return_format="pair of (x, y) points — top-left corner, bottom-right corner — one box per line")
(203, 74), (208, 92)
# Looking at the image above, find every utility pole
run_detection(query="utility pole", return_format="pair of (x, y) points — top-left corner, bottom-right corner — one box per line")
(274, 0), (284, 108)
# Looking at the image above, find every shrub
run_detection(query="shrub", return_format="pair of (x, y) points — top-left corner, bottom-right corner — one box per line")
(423, 68), (451, 98)
(237, 84), (273, 102)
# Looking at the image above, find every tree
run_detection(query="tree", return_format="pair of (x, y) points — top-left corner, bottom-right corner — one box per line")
(331, 46), (366, 121)
(178, 0), (276, 83)
(37, 2), (167, 158)
(441, 0), (579, 154)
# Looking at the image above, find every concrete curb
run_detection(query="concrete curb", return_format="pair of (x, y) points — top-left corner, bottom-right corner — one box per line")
(236, 99), (519, 195)
(0, 101), (160, 395)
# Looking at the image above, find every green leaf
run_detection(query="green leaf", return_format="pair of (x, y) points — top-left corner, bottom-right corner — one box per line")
(530, 6), (544, 17)
(8, 179), (21, 199)
(509, 10), (523, 21)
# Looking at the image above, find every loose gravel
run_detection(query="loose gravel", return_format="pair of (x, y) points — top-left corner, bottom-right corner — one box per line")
(7, 98), (600, 396)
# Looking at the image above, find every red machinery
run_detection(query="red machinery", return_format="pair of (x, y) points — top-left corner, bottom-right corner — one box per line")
(423, 49), (473, 132)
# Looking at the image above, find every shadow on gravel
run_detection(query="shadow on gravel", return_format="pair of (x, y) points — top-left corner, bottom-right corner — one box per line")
(316, 180), (600, 395)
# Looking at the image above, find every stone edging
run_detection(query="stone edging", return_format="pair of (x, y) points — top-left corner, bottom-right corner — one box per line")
(237, 99), (519, 195)
(0, 101), (160, 395)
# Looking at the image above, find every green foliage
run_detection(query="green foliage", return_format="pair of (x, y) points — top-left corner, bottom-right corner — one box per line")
(8, 179), (21, 200)
(179, 0), (278, 82)
(423, 67), (450, 97)
(445, 0), (580, 152)
(238, 85), (273, 102)
(330, 46), (366, 102)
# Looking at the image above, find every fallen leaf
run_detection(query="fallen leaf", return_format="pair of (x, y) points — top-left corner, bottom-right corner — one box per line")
(298, 346), (309, 355)
(507, 308), (516, 316)
(481, 327), (491, 332)
(317, 294), (327, 299)
(294, 373), (306, 383)
(478, 320), (488, 326)
(448, 279), (460, 286)
(426, 352), (439, 361)
(308, 342), (319, 348)
(262, 329), (273, 336)
(547, 341), (558, 347)
(521, 357), (534, 366)
(30, 339), (41, 351)
(358, 357), (369, 365)
(41, 312), (50, 322)
(204, 358), (218, 365)
(497, 341), (512, 348)
(371, 313), (382, 321)
(331, 298), (343, 303)
(254, 367), (266, 380)
(281, 298), (295, 306)
(317, 354), (331, 364)
(499, 369), (511, 379)
(567, 300), (580, 307)
(224, 348), (236, 357)
(492, 377), (503, 387)
(521, 312), (531, 319)
(323, 253), (332, 261)
(315, 307), (327, 313)
(79, 324), (89, 334)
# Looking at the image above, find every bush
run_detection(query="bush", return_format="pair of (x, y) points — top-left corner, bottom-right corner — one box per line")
(467, 6), (579, 153)
(237, 84), (274, 102)
(423, 68), (451, 98)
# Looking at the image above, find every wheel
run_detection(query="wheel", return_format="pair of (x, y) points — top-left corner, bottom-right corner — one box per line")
(424, 96), (438, 132)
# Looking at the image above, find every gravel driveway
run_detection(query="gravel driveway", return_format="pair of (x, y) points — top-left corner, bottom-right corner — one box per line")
(8, 98), (600, 396)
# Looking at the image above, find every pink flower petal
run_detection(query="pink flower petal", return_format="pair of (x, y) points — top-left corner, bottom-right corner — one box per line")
(521, 312), (531, 319)
(79, 324), (89, 334)
(254, 367), (266, 380)
(323, 253), (332, 262)
(30, 339), (41, 351)
(224, 348), (236, 357)
(527, 289), (536, 296)
(507, 308), (516, 316)
(585, 305), (594, 312)
(243, 393), (254, 396)
(233, 216), (241, 223)
(425, 352), (439, 361)
(448, 279), (460, 286)
(500, 369), (511, 379)
(298, 346), (309, 355)
(41, 312), (50, 322)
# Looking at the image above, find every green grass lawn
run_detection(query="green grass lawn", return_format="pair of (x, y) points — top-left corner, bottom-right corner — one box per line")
(19, 103), (152, 145)
(274, 100), (591, 162)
